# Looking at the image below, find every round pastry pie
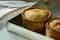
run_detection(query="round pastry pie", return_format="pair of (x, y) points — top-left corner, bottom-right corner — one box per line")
(46, 18), (60, 40)
(22, 8), (52, 32)
(50, 19), (60, 32)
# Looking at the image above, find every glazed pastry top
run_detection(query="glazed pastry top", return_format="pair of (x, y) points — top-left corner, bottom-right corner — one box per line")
(24, 9), (48, 20)
(50, 19), (60, 32)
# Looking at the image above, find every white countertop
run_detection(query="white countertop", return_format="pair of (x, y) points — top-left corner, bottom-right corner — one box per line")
(0, 25), (28, 40)
(0, 22), (53, 40)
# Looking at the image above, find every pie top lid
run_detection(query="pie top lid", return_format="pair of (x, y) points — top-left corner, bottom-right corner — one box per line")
(24, 9), (48, 20)
(50, 19), (60, 32)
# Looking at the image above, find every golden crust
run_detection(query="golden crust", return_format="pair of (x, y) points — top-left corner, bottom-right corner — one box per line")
(24, 9), (48, 20)
(50, 19), (60, 32)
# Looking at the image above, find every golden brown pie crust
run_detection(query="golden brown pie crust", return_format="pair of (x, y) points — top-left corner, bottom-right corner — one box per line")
(22, 7), (52, 32)
(24, 9), (48, 20)
(46, 18), (60, 40)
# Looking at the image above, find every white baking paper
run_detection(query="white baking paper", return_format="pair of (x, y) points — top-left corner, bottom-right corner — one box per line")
(0, 1), (36, 19)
